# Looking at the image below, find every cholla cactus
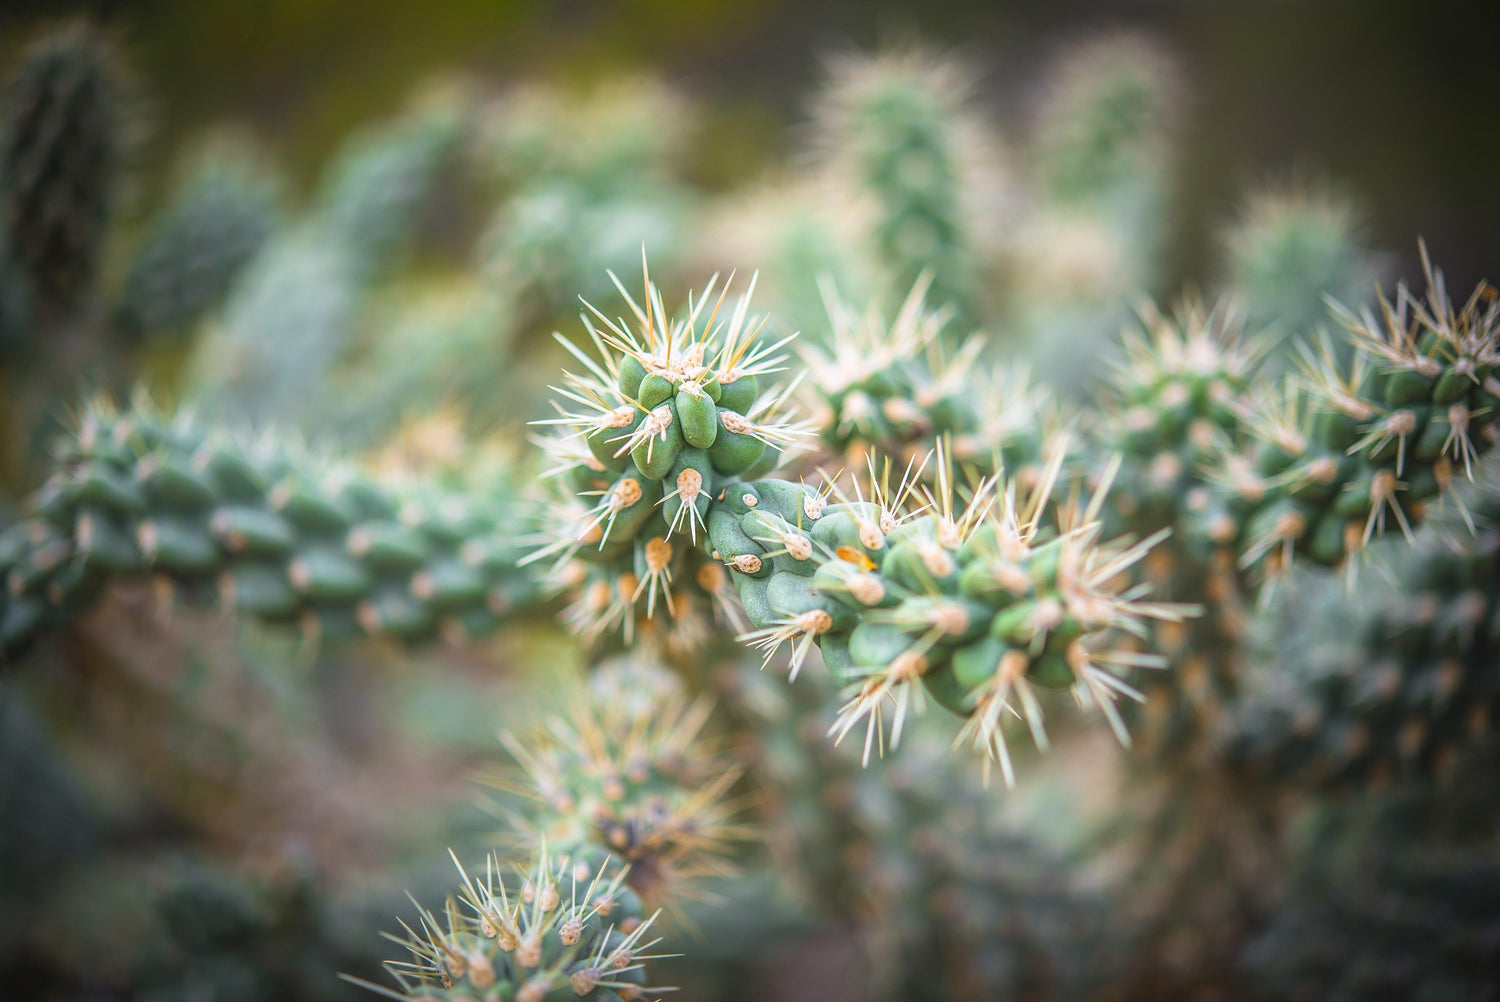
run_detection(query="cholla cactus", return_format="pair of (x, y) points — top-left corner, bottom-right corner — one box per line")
(1093, 255), (1500, 760)
(355, 848), (668, 1002)
(480, 78), (694, 319)
(722, 448), (1190, 785)
(725, 668), (1117, 999)
(1220, 181), (1387, 348)
(1227, 474), (1500, 787)
(115, 135), (280, 343)
(328, 279), (520, 443)
(495, 657), (742, 905)
(1007, 34), (1180, 390)
(487, 77), (692, 190)
(1241, 778), (1500, 1001)
(0, 396), (540, 662)
(526, 267), (805, 652)
(811, 47), (1005, 319)
(186, 90), (469, 423)
(692, 174), (877, 336)
(0, 21), (129, 326)
(1030, 33), (1178, 222)
(9, 35), (1500, 1002)
(801, 277), (1055, 479)
(313, 83), (472, 281)
(1205, 251), (1499, 574)
(1090, 299), (1261, 756)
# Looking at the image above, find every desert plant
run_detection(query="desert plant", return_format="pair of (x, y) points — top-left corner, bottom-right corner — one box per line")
(5, 32), (1500, 1002)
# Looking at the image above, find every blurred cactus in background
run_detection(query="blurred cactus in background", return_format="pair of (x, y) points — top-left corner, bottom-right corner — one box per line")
(480, 78), (695, 324)
(2, 13), (1498, 1002)
(185, 87), (471, 425)
(115, 135), (281, 346)
(810, 47), (1004, 323)
(1220, 180), (1388, 365)
(1009, 33), (1181, 390)
(0, 21), (128, 331)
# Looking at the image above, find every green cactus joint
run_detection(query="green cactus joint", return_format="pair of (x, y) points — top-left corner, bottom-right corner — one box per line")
(495, 657), (742, 905)
(523, 262), (807, 655)
(347, 847), (667, 1002)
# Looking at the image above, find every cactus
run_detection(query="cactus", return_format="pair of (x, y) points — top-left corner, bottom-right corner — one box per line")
(1090, 255), (1500, 760)
(1226, 474), (1500, 787)
(1008, 34), (1180, 391)
(1241, 779), (1500, 1001)
(185, 92), (468, 423)
(1030, 33), (1177, 226)
(801, 277), (1057, 480)
(1090, 299), (1261, 758)
(811, 47), (1002, 320)
(525, 267), (805, 654)
(722, 668), (1120, 1001)
(1203, 250), (1499, 575)
(115, 136), (280, 343)
(1245, 841), (1500, 1001)
(327, 280), (520, 443)
(1220, 181), (1387, 352)
(692, 175), (877, 337)
(480, 78), (694, 322)
(494, 657), (741, 905)
(0, 397), (542, 663)
(6, 36), (1500, 1002)
(721, 449), (1190, 784)
(354, 847), (668, 1002)
(314, 85), (470, 281)
(0, 21), (128, 326)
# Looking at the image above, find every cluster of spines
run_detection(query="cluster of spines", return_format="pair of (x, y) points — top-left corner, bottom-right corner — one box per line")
(1089, 299), (1261, 757)
(800, 277), (1056, 482)
(1096, 297), (1261, 540)
(495, 657), (741, 906)
(1204, 253), (1500, 575)
(717, 448), (1188, 784)
(0, 398), (541, 662)
(1092, 261), (1500, 758)
(526, 269), (805, 651)
(353, 849), (667, 1002)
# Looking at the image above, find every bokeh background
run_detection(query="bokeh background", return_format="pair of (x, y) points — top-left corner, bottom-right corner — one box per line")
(4, 0), (1496, 291)
(3, 3), (1499, 1002)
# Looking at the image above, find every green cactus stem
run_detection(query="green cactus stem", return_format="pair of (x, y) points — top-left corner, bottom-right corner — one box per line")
(0, 397), (542, 663)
